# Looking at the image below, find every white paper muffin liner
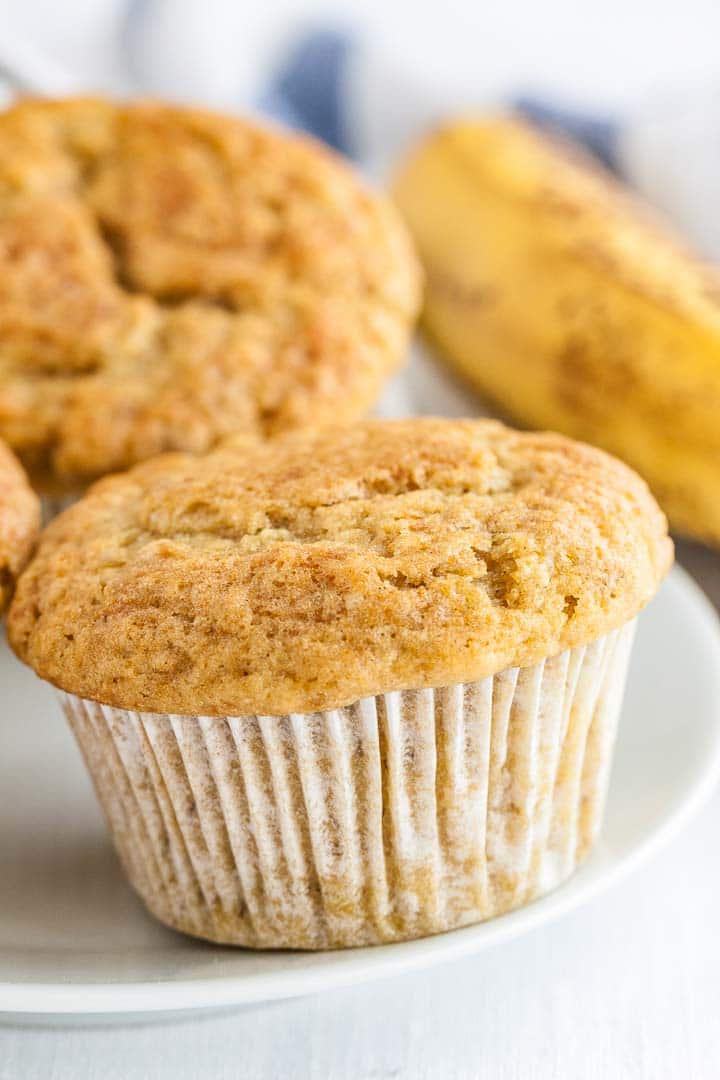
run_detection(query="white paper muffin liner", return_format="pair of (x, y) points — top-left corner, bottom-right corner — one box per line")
(60, 619), (636, 949)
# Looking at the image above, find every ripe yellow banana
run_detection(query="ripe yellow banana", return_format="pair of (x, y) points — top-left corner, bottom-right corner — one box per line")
(393, 116), (720, 546)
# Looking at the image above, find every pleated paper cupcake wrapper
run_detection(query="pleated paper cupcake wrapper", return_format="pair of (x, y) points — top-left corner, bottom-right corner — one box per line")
(61, 620), (636, 950)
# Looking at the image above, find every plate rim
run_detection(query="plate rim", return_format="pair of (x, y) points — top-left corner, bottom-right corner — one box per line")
(2, 563), (720, 1016)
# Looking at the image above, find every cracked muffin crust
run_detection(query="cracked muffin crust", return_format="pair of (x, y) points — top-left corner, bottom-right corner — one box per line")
(0, 438), (39, 611)
(0, 97), (421, 492)
(9, 418), (672, 715)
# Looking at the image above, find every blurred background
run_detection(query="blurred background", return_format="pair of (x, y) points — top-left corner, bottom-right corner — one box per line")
(3, 0), (720, 250)
(4, 0), (720, 108)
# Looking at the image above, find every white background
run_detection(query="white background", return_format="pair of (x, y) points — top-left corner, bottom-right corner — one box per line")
(5, 0), (720, 108)
(1, 2), (720, 1076)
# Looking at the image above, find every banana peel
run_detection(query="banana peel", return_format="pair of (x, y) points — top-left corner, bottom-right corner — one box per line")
(393, 116), (720, 546)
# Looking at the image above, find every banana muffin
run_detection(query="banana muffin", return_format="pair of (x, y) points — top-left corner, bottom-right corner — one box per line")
(8, 419), (672, 948)
(0, 97), (421, 497)
(0, 438), (39, 612)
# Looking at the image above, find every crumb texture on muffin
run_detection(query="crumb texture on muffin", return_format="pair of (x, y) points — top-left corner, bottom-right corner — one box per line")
(0, 438), (39, 610)
(0, 97), (421, 490)
(8, 419), (672, 714)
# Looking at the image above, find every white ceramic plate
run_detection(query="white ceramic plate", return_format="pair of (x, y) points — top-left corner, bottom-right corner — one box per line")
(1, 564), (719, 1017)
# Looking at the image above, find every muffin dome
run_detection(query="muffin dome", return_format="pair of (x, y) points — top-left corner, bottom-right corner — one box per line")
(0, 438), (39, 611)
(0, 97), (421, 491)
(9, 419), (672, 714)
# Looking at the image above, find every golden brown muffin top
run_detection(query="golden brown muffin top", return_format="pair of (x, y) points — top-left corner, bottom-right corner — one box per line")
(0, 438), (39, 611)
(0, 97), (421, 492)
(9, 419), (672, 715)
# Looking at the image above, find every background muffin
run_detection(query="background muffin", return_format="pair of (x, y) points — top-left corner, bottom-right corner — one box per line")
(8, 419), (671, 948)
(0, 438), (39, 612)
(0, 97), (421, 496)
